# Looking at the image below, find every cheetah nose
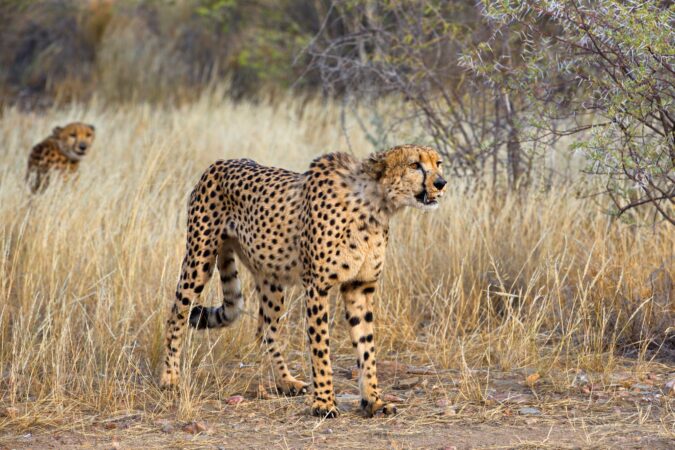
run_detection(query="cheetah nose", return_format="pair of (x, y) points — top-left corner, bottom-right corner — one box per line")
(433, 177), (446, 190)
(78, 143), (87, 151)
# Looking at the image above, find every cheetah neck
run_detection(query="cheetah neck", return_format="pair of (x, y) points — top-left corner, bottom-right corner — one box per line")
(349, 172), (396, 225)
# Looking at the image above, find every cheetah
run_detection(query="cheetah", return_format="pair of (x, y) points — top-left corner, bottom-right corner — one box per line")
(26, 122), (96, 193)
(161, 145), (447, 417)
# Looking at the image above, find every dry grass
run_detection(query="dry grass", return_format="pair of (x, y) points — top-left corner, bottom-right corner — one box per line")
(0, 93), (673, 448)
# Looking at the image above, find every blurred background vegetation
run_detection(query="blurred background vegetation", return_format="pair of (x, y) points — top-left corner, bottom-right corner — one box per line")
(0, 0), (672, 223)
(0, 0), (325, 103)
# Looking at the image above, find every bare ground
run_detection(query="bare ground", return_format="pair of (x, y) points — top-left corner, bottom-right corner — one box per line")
(2, 359), (673, 449)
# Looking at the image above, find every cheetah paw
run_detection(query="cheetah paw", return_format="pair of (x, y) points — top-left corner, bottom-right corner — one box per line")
(360, 398), (397, 417)
(159, 370), (179, 389)
(277, 379), (309, 396)
(311, 404), (339, 418)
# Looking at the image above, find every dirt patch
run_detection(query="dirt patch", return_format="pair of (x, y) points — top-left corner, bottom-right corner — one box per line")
(2, 361), (673, 449)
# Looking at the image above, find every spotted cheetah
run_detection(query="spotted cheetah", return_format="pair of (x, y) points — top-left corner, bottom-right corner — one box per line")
(26, 122), (96, 193)
(161, 145), (447, 417)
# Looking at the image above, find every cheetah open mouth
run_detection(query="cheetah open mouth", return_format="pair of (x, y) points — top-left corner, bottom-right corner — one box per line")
(415, 190), (437, 205)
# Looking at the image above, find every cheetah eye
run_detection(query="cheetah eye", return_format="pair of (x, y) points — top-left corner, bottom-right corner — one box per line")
(70, 133), (77, 138)
(410, 162), (422, 170)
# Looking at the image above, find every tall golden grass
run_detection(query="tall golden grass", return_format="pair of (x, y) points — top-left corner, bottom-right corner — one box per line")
(0, 93), (672, 428)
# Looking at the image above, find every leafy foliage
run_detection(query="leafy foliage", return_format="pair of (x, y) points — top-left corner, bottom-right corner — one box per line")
(463, 0), (674, 223)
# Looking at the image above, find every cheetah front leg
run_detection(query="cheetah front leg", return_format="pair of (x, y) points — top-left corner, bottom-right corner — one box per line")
(341, 280), (397, 417)
(305, 283), (338, 417)
(255, 279), (308, 396)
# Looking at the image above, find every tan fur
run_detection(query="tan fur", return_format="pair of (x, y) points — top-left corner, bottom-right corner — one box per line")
(26, 122), (96, 193)
(160, 145), (446, 417)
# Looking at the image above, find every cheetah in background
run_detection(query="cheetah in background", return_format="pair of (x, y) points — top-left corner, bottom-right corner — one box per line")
(161, 145), (447, 417)
(26, 122), (96, 193)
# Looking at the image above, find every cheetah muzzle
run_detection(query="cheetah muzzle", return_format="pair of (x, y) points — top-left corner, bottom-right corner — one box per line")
(160, 144), (447, 417)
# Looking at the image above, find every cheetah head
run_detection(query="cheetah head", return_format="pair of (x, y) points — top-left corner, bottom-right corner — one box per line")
(52, 122), (96, 161)
(363, 145), (447, 211)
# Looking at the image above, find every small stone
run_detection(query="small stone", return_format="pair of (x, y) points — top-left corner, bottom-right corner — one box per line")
(664, 379), (675, 396)
(436, 398), (451, 408)
(160, 423), (174, 433)
(335, 393), (360, 402)
(383, 393), (404, 403)
(518, 407), (541, 416)
(394, 377), (420, 390)
(226, 395), (245, 405)
(572, 371), (589, 387)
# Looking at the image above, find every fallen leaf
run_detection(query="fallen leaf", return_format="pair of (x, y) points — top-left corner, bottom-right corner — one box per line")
(525, 373), (541, 386)
(182, 421), (210, 434)
(226, 395), (245, 405)
(443, 406), (457, 416)
(1, 407), (18, 419)
(632, 383), (653, 392)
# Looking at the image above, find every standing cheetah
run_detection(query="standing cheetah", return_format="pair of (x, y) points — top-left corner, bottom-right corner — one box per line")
(161, 145), (447, 417)
(26, 122), (96, 193)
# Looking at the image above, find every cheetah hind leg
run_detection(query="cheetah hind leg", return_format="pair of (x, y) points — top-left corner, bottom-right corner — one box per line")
(160, 235), (219, 388)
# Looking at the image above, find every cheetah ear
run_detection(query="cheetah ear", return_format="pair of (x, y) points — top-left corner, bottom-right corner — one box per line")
(52, 126), (63, 136)
(362, 152), (386, 181)
(88, 124), (95, 131)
